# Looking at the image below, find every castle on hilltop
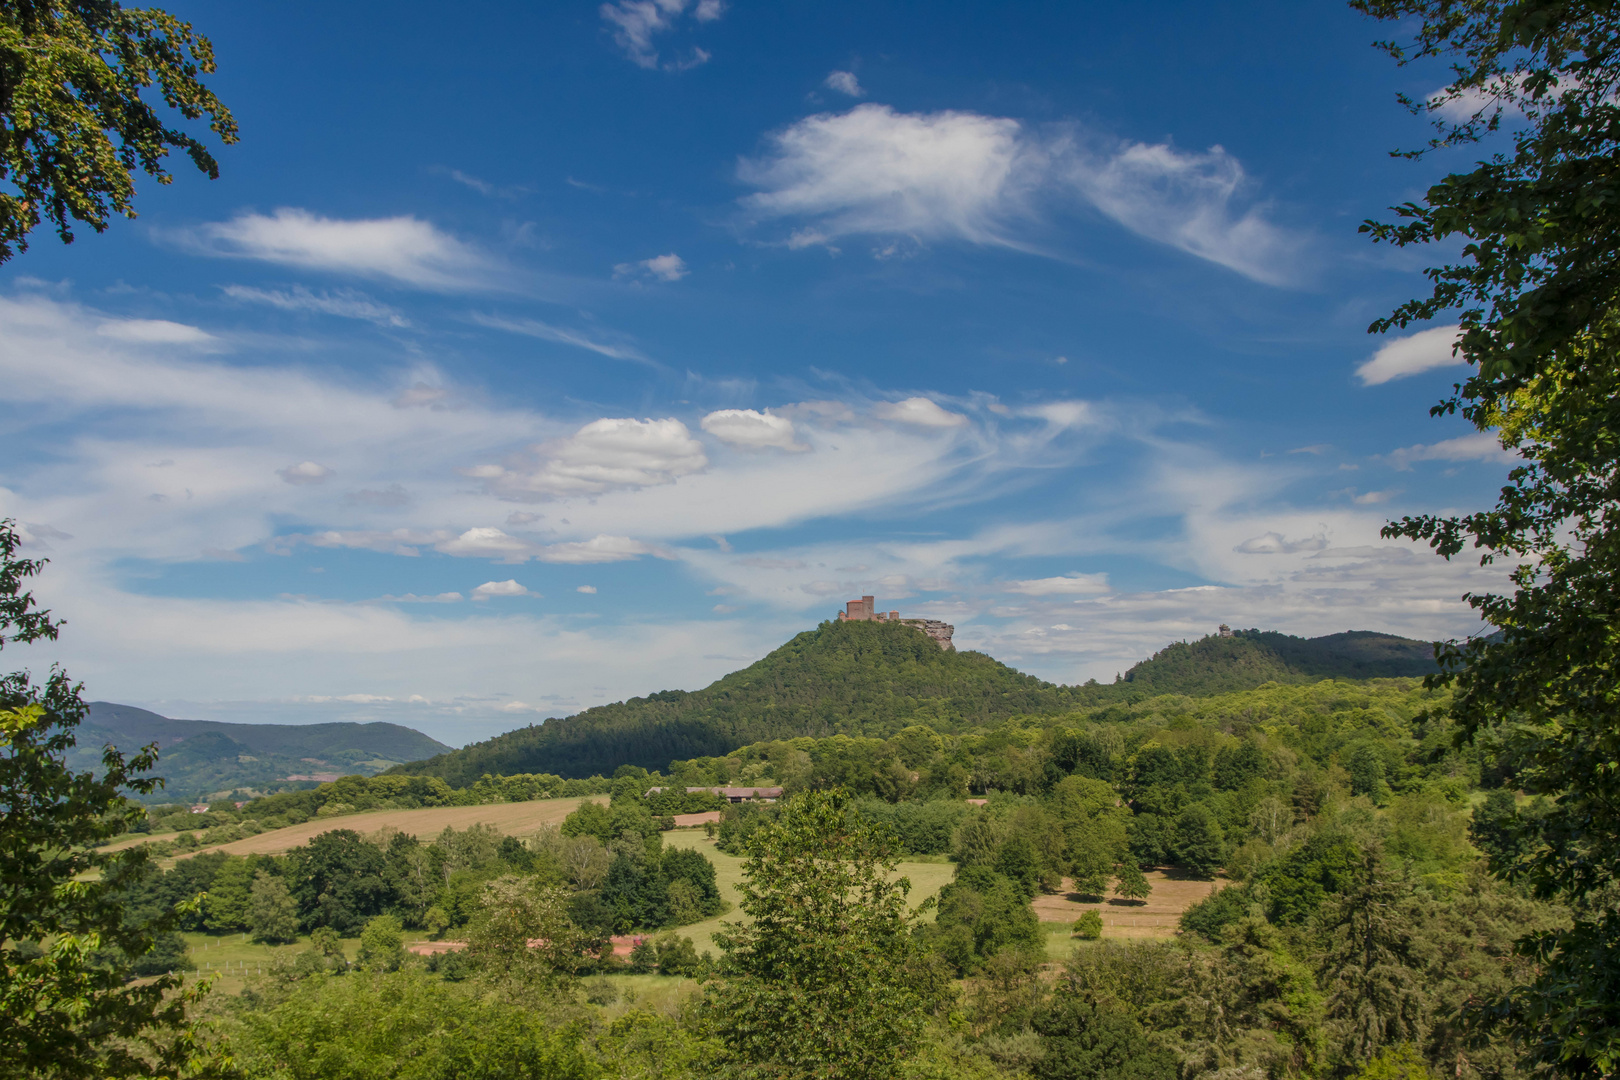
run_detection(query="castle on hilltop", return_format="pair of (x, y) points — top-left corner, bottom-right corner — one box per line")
(836, 595), (955, 651)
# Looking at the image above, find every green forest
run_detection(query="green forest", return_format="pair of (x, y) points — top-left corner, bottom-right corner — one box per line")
(392, 620), (1439, 783)
(58, 664), (1560, 1080)
(6, 0), (1620, 1074)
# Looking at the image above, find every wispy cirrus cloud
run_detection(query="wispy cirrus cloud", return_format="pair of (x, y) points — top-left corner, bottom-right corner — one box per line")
(600, 0), (722, 71)
(738, 104), (1306, 285)
(222, 284), (410, 328)
(469, 312), (653, 364)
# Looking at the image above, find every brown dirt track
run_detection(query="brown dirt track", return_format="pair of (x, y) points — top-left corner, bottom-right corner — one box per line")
(1032, 871), (1225, 939)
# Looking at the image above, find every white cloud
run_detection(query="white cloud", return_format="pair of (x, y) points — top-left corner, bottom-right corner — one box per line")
(271, 527), (668, 566)
(471, 579), (539, 600)
(277, 461), (333, 485)
(470, 313), (652, 364)
(1002, 572), (1109, 596)
(436, 527), (536, 563)
(600, 0), (718, 70)
(613, 253), (689, 282)
(96, 319), (216, 345)
(1060, 139), (1302, 286)
(825, 70), (864, 97)
(1356, 325), (1464, 385)
(222, 285), (409, 328)
(740, 105), (1033, 247)
(471, 417), (708, 500)
(739, 104), (1303, 283)
(873, 397), (969, 428)
(536, 535), (668, 564)
(701, 408), (807, 451)
(1387, 432), (1516, 471)
(577, 585), (597, 594)
(188, 209), (492, 290)
(1234, 531), (1328, 554)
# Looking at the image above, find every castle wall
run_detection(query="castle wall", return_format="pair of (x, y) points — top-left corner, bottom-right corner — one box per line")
(832, 595), (954, 650)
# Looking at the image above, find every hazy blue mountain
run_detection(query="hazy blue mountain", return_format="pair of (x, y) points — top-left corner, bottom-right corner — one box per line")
(74, 703), (452, 803)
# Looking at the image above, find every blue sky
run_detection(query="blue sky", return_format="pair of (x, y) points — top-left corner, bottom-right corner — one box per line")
(1, 0), (1517, 744)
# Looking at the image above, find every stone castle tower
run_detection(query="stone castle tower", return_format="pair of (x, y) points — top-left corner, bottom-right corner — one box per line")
(835, 595), (954, 650)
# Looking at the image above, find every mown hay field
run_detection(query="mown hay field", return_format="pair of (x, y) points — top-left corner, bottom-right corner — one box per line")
(110, 796), (606, 860)
(1033, 871), (1224, 942)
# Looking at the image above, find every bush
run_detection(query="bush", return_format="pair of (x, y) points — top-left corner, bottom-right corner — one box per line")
(358, 914), (404, 972)
(1073, 911), (1103, 940)
(628, 938), (656, 974)
(584, 977), (620, 1006)
(652, 932), (701, 976)
(1178, 884), (1247, 940)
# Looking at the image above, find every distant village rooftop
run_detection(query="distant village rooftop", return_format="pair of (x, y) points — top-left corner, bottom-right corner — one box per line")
(835, 596), (954, 651)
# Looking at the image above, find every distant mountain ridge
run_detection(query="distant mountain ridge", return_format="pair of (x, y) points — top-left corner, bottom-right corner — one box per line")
(393, 620), (1440, 785)
(75, 704), (452, 803)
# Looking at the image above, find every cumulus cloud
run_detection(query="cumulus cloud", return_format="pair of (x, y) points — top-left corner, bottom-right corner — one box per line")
(470, 417), (708, 500)
(187, 209), (493, 291)
(740, 105), (1033, 247)
(222, 284), (410, 328)
(437, 527), (537, 562)
(577, 585), (597, 594)
(1356, 325), (1464, 385)
(96, 319), (217, 345)
(600, 0), (719, 70)
(824, 70), (864, 97)
(701, 408), (807, 451)
(873, 397), (969, 428)
(471, 579), (539, 600)
(1386, 432), (1516, 471)
(738, 104), (1303, 284)
(277, 461), (333, 485)
(1002, 572), (1110, 596)
(613, 253), (689, 282)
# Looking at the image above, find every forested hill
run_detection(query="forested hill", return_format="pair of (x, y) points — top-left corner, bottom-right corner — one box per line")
(76, 704), (452, 802)
(1119, 629), (1439, 696)
(395, 619), (1086, 785)
(393, 620), (1440, 785)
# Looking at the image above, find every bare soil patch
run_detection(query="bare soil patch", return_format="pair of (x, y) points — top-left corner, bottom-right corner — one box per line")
(1031, 870), (1224, 939)
(670, 811), (721, 827)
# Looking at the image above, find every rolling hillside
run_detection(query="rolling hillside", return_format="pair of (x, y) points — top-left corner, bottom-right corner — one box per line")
(73, 704), (452, 803)
(393, 620), (1439, 784)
